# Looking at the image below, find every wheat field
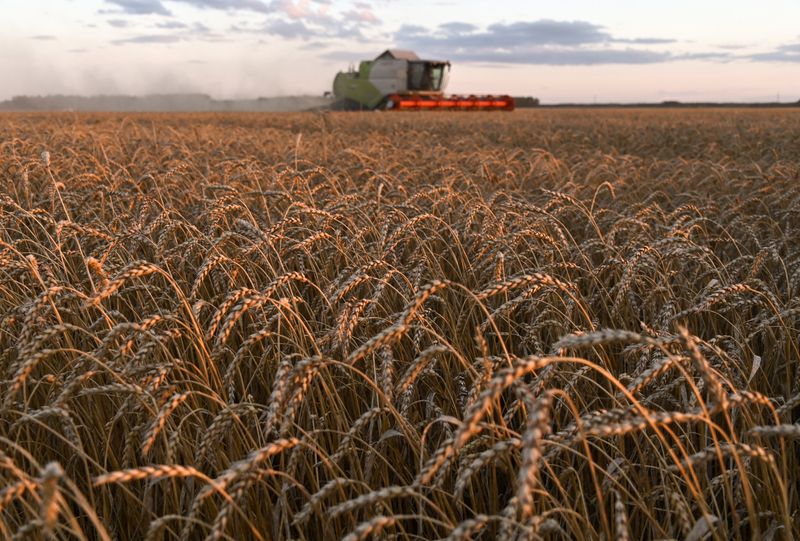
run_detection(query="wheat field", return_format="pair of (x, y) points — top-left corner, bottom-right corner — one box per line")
(0, 109), (798, 540)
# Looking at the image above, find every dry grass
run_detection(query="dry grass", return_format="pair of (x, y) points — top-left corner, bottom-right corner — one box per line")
(0, 109), (799, 540)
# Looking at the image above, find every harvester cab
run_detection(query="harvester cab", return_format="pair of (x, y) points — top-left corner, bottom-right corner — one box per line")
(406, 59), (450, 93)
(332, 50), (514, 111)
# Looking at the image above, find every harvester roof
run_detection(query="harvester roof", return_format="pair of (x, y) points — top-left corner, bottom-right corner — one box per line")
(376, 49), (420, 61)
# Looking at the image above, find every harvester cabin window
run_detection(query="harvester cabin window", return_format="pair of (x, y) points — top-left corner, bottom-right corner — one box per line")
(408, 63), (445, 92)
(429, 65), (445, 91)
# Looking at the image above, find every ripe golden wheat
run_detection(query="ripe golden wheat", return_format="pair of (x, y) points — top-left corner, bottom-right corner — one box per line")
(0, 109), (798, 540)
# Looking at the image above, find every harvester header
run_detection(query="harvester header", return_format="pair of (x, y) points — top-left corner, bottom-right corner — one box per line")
(332, 50), (514, 111)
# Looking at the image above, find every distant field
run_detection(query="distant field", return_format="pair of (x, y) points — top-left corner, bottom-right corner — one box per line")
(0, 110), (798, 540)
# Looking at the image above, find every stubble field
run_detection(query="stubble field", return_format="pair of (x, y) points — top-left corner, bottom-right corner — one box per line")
(0, 109), (799, 540)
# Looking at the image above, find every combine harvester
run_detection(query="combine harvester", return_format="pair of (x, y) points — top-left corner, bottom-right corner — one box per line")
(332, 50), (514, 111)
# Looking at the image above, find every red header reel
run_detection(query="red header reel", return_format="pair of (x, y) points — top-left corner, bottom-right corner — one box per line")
(385, 94), (515, 111)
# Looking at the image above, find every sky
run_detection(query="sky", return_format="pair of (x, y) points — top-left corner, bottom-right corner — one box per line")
(1, 0), (799, 103)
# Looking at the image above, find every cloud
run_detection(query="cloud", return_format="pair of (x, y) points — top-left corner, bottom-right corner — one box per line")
(251, 18), (352, 41)
(272, 0), (314, 18)
(678, 52), (731, 61)
(93, 0), (373, 53)
(748, 42), (800, 62)
(100, 0), (379, 46)
(617, 37), (676, 45)
(111, 19), (229, 45)
(192, 22), (213, 33)
(439, 22), (478, 34)
(398, 20), (614, 50)
(220, 1), (376, 42)
(714, 43), (752, 50)
(104, 0), (172, 15)
(30, 35), (57, 40)
(342, 2), (379, 24)
(156, 21), (188, 29)
(263, 19), (313, 39)
(393, 20), (695, 65)
(112, 31), (231, 44)
(104, 0), (276, 15)
(112, 34), (183, 44)
(463, 49), (672, 65)
(170, 0), (272, 13)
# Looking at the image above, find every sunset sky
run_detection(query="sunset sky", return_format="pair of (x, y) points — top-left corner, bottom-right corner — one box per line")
(1, 0), (799, 103)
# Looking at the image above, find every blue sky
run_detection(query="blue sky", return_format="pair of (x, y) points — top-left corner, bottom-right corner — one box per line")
(1, 0), (799, 102)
